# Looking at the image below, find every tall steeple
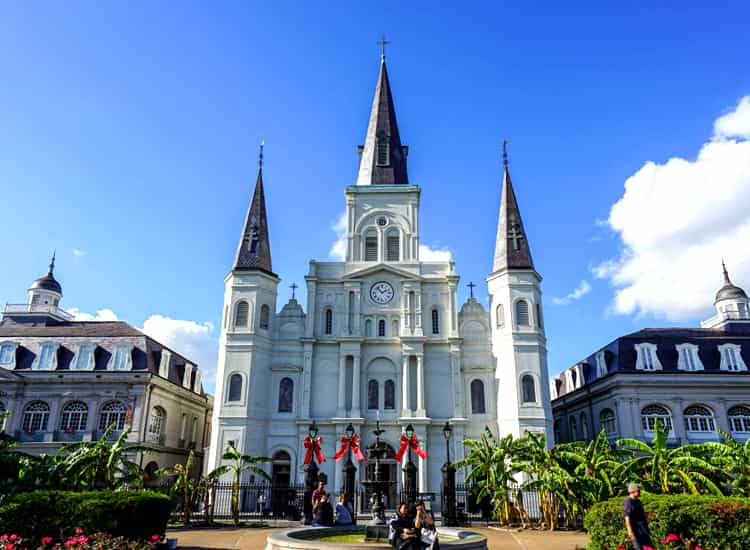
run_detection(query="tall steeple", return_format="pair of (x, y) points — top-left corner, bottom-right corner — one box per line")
(233, 142), (275, 276)
(356, 48), (409, 186)
(492, 141), (534, 273)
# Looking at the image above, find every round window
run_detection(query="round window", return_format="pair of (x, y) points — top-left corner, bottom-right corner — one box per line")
(377, 216), (388, 226)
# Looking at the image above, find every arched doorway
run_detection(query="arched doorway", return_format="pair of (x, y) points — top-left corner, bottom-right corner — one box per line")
(365, 442), (398, 510)
(271, 451), (292, 517)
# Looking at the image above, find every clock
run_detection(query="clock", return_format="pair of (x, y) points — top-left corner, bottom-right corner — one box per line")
(370, 281), (395, 304)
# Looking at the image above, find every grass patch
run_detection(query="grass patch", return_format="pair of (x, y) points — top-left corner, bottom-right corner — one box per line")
(319, 533), (388, 544)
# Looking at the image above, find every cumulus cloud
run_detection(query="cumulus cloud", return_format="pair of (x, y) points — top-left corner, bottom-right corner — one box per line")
(72, 248), (86, 257)
(552, 280), (592, 305)
(329, 212), (347, 261)
(595, 95), (750, 320)
(419, 243), (452, 261)
(69, 308), (119, 321)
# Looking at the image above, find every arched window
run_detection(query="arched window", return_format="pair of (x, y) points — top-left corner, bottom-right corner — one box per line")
(227, 373), (243, 402)
(365, 231), (378, 262)
(365, 319), (373, 337)
(580, 413), (590, 440)
(384, 380), (395, 409)
(368, 380), (379, 410)
(278, 377), (294, 413)
(386, 231), (400, 261)
(599, 408), (616, 436)
(496, 304), (505, 328)
(569, 416), (578, 440)
(684, 405), (715, 433)
(470, 379), (486, 414)
(98, 401), (127, 431)
(259, 304), (270, 330)
(234, 301), (249, 327)
(553, 419), (562, 443)
(515, 300), (530, 326)
(378, 319), (386, 337)
(641, 404), (672, 434)
(22, 401), (50, 433)
(324, 308), (333, 335)
(728, 405), (750, 434)
(60, 401), (88, 432)
(431, 309), (440, 335)
(148, 406), (166, 441)
(521, 375), (536, 403)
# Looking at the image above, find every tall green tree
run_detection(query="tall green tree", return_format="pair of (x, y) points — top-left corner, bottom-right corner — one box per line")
(455, 428), (522, 524)
(220, 444), (272, 525)
(617, 421), (724, 495)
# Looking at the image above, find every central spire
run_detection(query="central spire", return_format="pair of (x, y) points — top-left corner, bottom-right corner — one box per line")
(356, 48), (409, 186)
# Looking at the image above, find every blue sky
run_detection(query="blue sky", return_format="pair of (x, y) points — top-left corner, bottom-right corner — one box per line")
(2, 2), (750, 392)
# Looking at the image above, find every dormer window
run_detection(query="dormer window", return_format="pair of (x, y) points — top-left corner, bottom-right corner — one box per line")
(109, 345), (132, 371)
(158, 350), (171, 378)
(719, 343), (747, 371)
(34, 343), (59, 370)
(677, 343), (703, 371)
(635, 343), (662, 371)
(183, 363), (194, 389)
(376, 136), (390, 166)
(74, 344), (96, 370)
(0, 343), (17, 370)
(595, 350), (607, 378)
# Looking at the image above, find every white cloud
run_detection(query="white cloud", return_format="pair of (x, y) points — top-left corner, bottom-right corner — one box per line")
(595, 95), (750, 320)
(552, 280), (592, 305)
(419, 244), (452, 261)
(72, 248), (87, 257)
(141, 315), (218, 387)
(329, 212), (347, 261)
(69, 308), (119, 321)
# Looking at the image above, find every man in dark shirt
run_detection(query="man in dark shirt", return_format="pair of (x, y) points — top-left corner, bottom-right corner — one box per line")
(624, 483), (652, 550)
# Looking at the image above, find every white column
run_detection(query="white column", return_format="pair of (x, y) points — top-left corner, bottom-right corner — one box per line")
(337, 354), (346, 416)
(402, 355), (411, 417)
(418, 428), (427, 492)
(352, 354), (361, 417)
(305, 278), (317, 338)
(416, 354), (425, 417)
(303, 347), (313, 417)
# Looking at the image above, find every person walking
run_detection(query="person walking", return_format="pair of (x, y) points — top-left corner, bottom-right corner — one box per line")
(624, 483), (653, 550)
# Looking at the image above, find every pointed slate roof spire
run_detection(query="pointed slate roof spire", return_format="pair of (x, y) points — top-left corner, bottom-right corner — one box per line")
(492, 141), (535, 273)
(233, 142), (275, 276)
(356, 47), (409, 186)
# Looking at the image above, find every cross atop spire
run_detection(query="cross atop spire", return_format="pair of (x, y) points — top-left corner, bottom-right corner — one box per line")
(290, 282), (298, 300)
(232, 144), (275, 276)
(355, 47), (409, 186)
(468, 281), (476, 299)
(377, 35), (391, 60)
(492, 140), (535, 273)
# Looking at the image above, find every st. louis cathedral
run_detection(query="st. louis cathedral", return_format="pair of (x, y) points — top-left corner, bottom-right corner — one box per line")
(208, 53), (553, 500)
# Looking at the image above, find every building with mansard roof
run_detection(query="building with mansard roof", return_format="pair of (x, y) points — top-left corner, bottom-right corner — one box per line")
(551, 263), (750, 446)
(0, 256), (213, 477)
(208, 53), (552, 508)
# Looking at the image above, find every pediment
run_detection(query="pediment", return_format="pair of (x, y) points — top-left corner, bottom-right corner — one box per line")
(342, 263), (421, 282)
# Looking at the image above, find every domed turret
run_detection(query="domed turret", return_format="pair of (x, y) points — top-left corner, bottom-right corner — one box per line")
(715, 261), (748, 304)
(28, 253), (63, 307)
(703, 261), (750, 328)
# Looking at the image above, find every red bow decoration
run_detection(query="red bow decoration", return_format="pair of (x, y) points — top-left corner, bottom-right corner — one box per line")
(333, 434), (365, 463)
(303, 435), (325, 465)
(395, 434), (428, 461)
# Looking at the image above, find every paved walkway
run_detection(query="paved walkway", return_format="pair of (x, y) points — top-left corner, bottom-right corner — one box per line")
(167, 526), (589, 550)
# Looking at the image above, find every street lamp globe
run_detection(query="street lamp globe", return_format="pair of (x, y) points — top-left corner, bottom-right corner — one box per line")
(442, 421), (452, 441)
(405, 424), (414, 439)
(309, 420), (319, 439)
(345, 423), (355, 439)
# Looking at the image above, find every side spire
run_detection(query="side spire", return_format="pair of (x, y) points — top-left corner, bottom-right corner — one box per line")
(492, 141), (535, 273)
(49, 250), (56, 274)
(233, 142), (275, 276)
(356, 41), (409, 186)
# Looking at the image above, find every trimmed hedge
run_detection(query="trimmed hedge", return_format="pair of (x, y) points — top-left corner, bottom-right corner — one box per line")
(584, 493), (750, 549)
(0, 490), (169, 540)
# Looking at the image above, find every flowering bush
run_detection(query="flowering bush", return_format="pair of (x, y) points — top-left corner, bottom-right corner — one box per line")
(584, 494), (750, 549)
(0, 531), (163, 550)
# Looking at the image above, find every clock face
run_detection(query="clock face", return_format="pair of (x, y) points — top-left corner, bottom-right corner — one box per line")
(370, 281), (395, 304)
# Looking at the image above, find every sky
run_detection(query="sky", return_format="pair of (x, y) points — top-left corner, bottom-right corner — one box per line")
(1, 2), (750, 393)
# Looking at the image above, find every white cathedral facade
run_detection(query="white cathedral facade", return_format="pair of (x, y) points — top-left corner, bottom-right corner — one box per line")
(208, 55), (553, 499)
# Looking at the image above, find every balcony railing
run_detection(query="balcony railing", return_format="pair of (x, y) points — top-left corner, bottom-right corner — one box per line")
(16, 430), (52, 442)
(55, 430), (86, 442)
(3, 303), (75, 321)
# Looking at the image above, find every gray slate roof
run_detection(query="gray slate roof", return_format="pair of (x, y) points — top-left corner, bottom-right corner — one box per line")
(233, 166), (275, 275)
(492, 161), (535, 272)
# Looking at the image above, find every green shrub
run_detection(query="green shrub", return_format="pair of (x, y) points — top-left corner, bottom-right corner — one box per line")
(0, 490), (169, 540)
(584, 493), (750, 549)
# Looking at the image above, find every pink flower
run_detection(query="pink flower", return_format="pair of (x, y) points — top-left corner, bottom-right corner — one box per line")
(8, 536), (16, 542)
(0, 536), (6, 542)
(5, 544), (13, 550)
(151, 535), (160, 542)
(74, 528), (83, 535)
(42, 537), (53, 545)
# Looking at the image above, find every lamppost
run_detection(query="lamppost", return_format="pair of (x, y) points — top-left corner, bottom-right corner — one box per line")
(303, 420), (320, 525)
(403, 424), (418, 504)
(342, 423), (357, 508)
(441, 421), (457, 526)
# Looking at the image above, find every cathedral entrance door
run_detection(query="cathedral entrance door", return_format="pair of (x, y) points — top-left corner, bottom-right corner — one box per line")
(271, 451), (291, 518)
